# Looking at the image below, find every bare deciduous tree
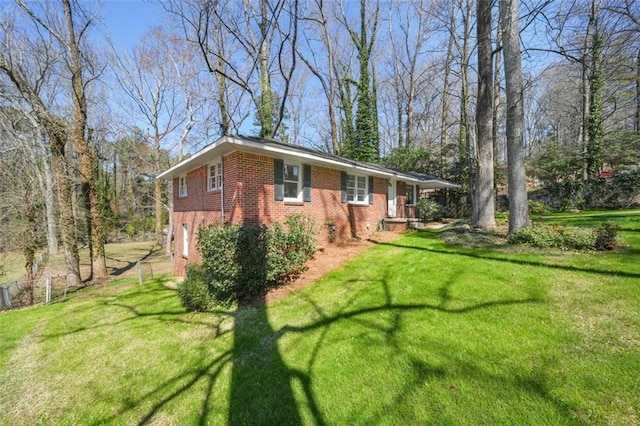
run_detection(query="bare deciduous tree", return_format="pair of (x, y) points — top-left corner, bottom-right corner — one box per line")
(500, 0), (530, 232)
(474, 0), (496, 229)
(0, 7), (82, 286)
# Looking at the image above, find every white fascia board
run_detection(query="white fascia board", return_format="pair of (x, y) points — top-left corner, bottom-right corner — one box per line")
(156, 135), (235, 180)
(157, 135), (459, 188)
(418, 180), (461, 189)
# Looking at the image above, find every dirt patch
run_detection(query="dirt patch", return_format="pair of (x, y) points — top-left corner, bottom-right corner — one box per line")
(264, 230), (404, 304)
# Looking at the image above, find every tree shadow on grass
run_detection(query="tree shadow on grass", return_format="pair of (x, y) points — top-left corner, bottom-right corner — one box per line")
(108, 245), (161, 277)
(87, 243), (586, 424)
(378, 233), (640, 279)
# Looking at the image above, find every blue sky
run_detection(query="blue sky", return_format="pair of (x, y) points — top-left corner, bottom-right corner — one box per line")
(102, 0), (163, 48)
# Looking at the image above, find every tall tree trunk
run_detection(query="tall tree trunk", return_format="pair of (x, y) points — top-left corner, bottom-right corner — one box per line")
(217, 53), (230, 135)
(459, 0), (474, 217)
(396, 83), (404, 148)
(636, 48), (640, 132)
(154, 131), (163, 246)
(579, 14), (593, 181)
(24, 197), (38, 306)
(500, 0), (530, 233)
(24, 123), (60, 255)
(405, 61), (416, 147)
(352, 0), (380, 163)
(50, 129), (82, 287)
(62, 0), (107, 280)
(39, 137), (59, 254)
(493, 25), (502, 164)
(580, 59), (590, 180)
(586, 26), (604, 180)
(258, 0), (274, 139)
(474, 0), (496, 229)
(440, 2), (457, 174)
(493, 24), (502, 207)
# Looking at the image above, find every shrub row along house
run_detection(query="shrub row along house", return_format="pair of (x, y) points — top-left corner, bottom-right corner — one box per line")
(157, 135), (458, 277)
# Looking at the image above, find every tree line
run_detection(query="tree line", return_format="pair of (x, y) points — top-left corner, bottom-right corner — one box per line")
(1, 0), (638, 286)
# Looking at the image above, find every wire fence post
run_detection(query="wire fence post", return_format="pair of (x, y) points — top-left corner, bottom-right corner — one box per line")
(0, 286), (11, 310)
(45, 277), (52, 304)
(137, 260), (142, 285)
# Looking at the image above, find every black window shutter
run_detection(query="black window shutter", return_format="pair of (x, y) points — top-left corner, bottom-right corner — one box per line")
(303, 164), (311, 202)
(341, 171), (347, 203)
(274, 159), (284, 201)
(368, 176), (374, 204)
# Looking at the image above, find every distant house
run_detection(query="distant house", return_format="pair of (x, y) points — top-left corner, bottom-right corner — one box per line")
(157, 135), (458, 276)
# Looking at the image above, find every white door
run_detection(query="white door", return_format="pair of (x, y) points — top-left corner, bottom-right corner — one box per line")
(388, 180), (397, 217)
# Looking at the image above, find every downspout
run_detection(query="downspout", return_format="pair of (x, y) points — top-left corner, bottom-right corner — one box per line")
(220, 156), (225, 223)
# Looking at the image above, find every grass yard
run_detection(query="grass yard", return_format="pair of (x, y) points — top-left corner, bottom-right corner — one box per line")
(0, 211), (638, 425)
(0, 252), (26, 285)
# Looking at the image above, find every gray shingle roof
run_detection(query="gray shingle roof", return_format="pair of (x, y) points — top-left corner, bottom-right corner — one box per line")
(157, 134), (460, 189)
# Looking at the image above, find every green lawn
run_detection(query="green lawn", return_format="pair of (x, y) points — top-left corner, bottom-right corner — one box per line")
(1, 211), (638, 425)
(0, 252), (26, 285)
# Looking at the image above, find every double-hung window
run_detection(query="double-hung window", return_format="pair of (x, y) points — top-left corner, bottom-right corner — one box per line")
(406, 184), (415, 205)
(178, 175), (187, 198)
(207, 159), (222, 191)
(346, 173), (367, 204)
(283, 162), (302, 201)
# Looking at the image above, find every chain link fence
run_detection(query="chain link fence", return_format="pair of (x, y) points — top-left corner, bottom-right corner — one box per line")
(0, 275), (77, 310)
(1, 251), (173, 311)
(0, 251), (50, 310)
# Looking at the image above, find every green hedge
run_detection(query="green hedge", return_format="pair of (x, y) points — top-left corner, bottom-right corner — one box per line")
(177, 264), (214, 312)
(179, 213), (317, 309)
(529, 171), (640, 211)
(508, 222), (620, 251)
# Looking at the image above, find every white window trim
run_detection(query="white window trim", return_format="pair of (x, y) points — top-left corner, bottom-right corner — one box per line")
(207, 158), (223, 192)
(178, 175), (187, 198)
(346, 173), (368, 205)
(406, 184), (416, 206)
(283, 161), (303, 202)
(182, 224), (189, 257)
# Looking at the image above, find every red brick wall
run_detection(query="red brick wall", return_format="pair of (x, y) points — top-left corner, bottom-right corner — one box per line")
(171, 151), (391, 276)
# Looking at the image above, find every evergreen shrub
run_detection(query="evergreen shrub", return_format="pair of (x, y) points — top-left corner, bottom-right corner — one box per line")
(594, 222), (620, 250)
(180, 214), (317, 309)
(177, 264), (214, 312)
(416, 198), (442, 221)
(527, 200), (550, 215)
(509, 222), (620, 251)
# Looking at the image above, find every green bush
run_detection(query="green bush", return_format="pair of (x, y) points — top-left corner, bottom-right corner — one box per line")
(509, 222), (620, 251)
(530, 171), (640, 212)
(179, 214), (318, 309)
(527, 200), (550, 215)
(177, 264), (214, 312)
(197, 223), (242, 305)
(558, 226), (598, 250)
(594, 222), (620, 250)
(416, 198), (442, 221)
(508, 224), (596, 250)
(284, 213), (318, 258)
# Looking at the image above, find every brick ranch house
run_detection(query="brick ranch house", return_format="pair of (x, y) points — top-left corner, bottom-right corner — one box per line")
(157, 135), (458, 277)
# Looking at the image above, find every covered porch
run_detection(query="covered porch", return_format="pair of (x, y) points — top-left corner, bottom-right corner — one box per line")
(383, 171), (459, 231)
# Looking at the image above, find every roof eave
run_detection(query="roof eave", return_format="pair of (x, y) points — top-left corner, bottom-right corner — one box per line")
(157, 135), (461, 189)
